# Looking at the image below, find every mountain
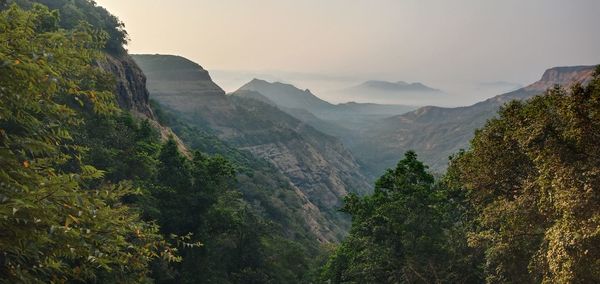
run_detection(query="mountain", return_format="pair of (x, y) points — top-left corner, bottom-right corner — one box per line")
(237, 79), (416, 116)
(235, 79), (417, 138)
(357, 80), (441, 92)
(337, 80), (446, 105)
(133, 54), (372, 242)
(238, 79), (333, 111)
(351, 65), (597, 175)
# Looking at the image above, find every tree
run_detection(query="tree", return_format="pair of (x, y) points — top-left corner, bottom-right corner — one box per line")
(0, 5), (174, 282)
(4, 0), (129, 53)
(323, 151), (482, 283)
(449, 67), (600, 283)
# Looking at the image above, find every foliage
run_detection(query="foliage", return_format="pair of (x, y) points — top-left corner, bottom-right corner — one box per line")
(7, 1), (598, 283)
(0, 4), (173, 282)
(147, 139), (315, 284)
(449, 68), (600, 283)
(1, 1), (327, 283)
(4, 0), (128, 53)
(73, 97), (320, 283)
(322, 151), (483, 283)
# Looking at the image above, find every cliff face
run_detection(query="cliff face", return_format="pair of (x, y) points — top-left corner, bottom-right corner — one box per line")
(97, 53), (155, 119)
(526, 65), (595, 92)
(133, 54), (372, 242)
(97, 53), (190, 153)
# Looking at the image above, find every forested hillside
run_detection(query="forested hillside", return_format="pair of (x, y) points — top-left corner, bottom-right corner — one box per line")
(1, 1), (598, 283)
(0, 2), (326, 283)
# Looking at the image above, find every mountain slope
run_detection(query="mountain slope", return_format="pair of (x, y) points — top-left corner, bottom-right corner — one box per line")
(352, 65), (596, 175)
(239, 79), (334, 111)
(234, 79), (417, 144)
(237, 79), (416, 118)
(133, 54), (372, 242)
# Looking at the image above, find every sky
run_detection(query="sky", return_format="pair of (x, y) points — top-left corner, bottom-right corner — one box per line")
(96, 0), (600, 106)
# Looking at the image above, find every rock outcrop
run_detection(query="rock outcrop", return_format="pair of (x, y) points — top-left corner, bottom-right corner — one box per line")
(525, 65), (595, 92)
(97, 53), (155, 119)
(97, 53), (188, 153)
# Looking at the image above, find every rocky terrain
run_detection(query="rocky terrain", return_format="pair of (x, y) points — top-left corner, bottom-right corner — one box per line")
(97, 53), (155, 119)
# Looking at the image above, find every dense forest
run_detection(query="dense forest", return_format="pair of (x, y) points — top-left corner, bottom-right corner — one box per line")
(1, 1), (598, 283)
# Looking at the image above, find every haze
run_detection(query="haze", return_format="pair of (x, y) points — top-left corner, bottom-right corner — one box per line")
(96, 0), (600, 106)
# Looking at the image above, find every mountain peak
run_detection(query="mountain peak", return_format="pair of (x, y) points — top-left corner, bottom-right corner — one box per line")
(238, 79), (333, 110)
(248, 78), (269, 84)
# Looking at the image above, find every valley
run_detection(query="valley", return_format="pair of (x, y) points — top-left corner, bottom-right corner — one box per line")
(2, 1), (598, 283)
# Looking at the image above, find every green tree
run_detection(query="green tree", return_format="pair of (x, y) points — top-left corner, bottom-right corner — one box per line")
(0, 4), (174, 282)
(4, 0), (129, 53)
(449, 67), (600, 283)
(323, 151), (482, 283)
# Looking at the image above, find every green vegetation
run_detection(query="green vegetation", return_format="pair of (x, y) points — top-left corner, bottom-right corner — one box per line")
(1, 2), (319, 283)
(323, 70), (600, 283)
(4, 0), (128, 53)
(149, 101), (325, 282)
(73, 100), (321, 283)
(0, 4), (173, 282)
(321, 152), (482, 283)
(448, 69), (600, 283)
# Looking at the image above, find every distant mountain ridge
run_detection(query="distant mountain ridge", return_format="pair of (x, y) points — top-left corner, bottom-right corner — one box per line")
(234, 79), (418, 157)
(336, 79), (446, 105)
(351, 65), (597, 175)
(357, 80), (442, 93)
(235, 79), (417, 133)
(239, 78), (334, 111)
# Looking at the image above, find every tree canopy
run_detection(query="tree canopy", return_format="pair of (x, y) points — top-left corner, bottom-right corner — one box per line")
(3, 0), (128, 53)
(449, 68), (600, 283)
(322, 151), (482, 283)
(0, 4), (173, 282)
(323, 70), (600, 283)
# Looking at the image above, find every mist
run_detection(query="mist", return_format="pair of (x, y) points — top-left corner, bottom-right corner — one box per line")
(97, 0), (600, 106)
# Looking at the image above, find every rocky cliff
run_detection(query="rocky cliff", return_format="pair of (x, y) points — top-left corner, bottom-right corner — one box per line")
(97, 53), (189, 153)
(525, 65), (595, 91)
(97, 53), (155, 119)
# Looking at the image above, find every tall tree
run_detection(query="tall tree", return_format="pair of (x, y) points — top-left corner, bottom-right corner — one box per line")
(323, 151), (482, 283)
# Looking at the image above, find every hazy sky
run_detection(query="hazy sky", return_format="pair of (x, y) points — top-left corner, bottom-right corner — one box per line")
(96, 0), (599, 105)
